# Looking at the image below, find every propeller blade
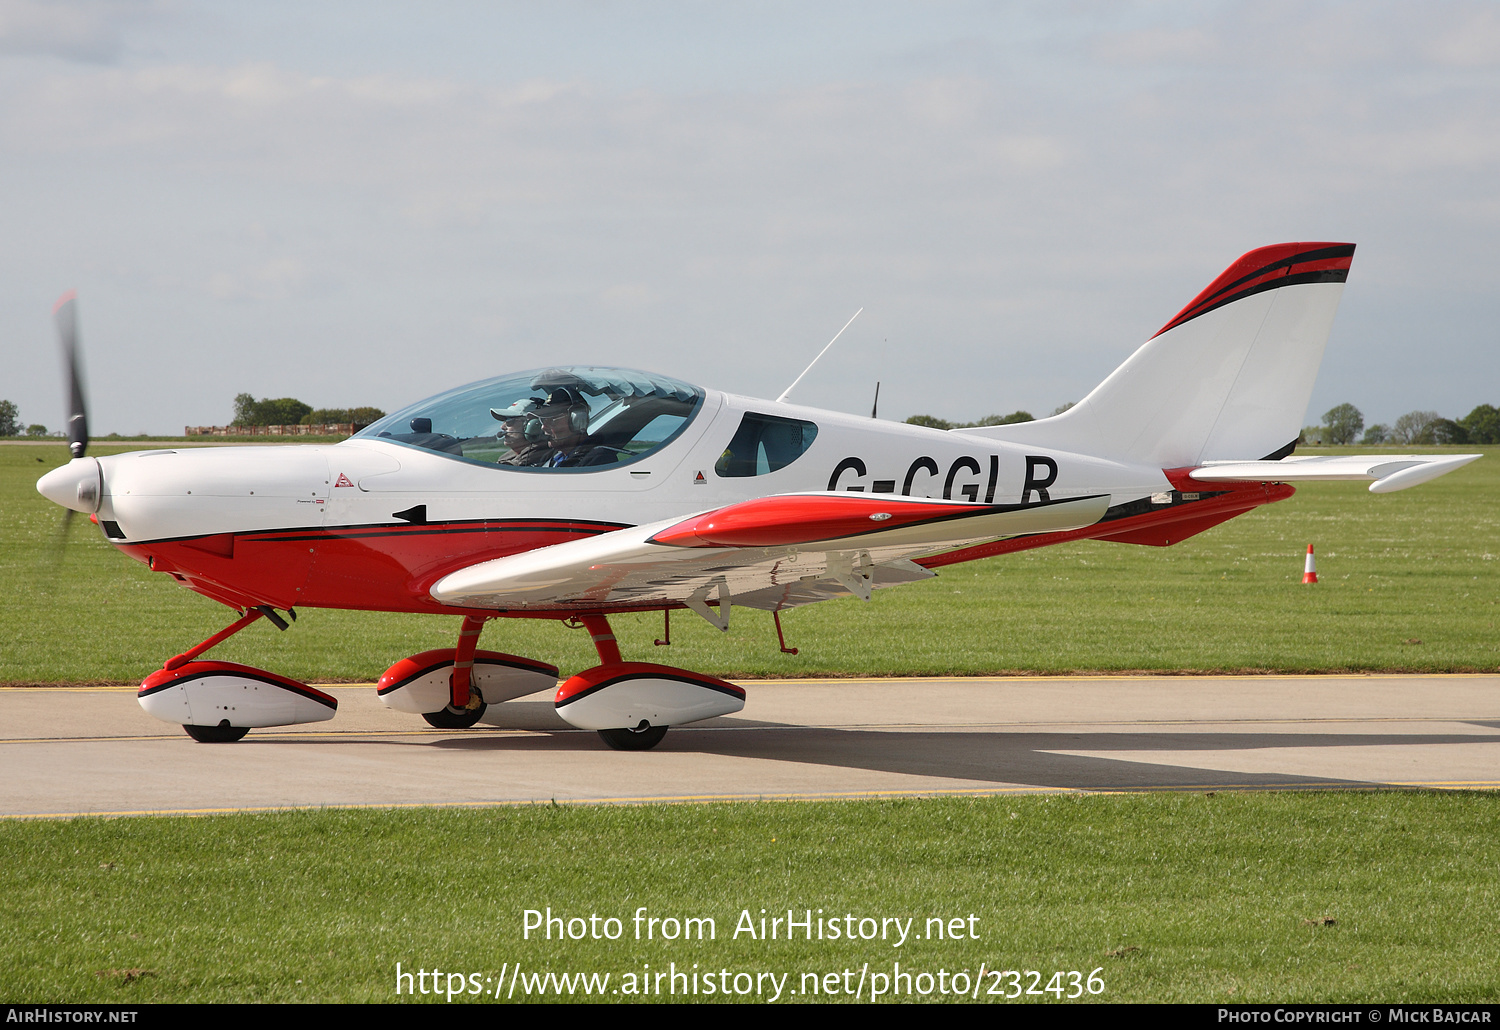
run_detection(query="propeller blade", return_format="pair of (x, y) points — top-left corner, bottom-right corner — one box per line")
(54, 292), (89, 459)
(52, 508), (76, 565)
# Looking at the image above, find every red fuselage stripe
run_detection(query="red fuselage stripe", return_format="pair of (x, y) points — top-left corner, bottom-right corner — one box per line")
(118, 519), (626, 616)
(918, 480), (1292, 568)
(116, 488), (1287, 618)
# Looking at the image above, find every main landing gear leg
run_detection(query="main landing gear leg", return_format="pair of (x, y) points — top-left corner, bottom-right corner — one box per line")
(580, 613), (622, 665)
(375, 630), (559, 727)
(576, 614), (669, 751)
(551, 614), (743, 752)
(421, 614), (489, 729)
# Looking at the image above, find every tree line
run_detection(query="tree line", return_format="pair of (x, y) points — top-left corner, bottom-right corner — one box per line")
(0, 400), (53, 438)
(1312, 403), (1500, 445)
(904, 403), (1074, 431)
(899, 400), (1499, 447)
(232, 394), (386, 429)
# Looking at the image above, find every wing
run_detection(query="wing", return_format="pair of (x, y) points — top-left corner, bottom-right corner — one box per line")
(1190, 454), (1480, 493)
(430, 491), (1110, 618)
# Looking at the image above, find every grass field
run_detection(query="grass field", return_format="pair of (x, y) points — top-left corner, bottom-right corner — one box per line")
(2, 441), (1496, 1005)
(3, 441), (1495, 684)
(3, 794), (1498, 1003)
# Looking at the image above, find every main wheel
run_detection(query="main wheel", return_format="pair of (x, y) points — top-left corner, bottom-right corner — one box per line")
(422, 702), (487, 729)
(184, 721), (250, 743)
(597, 724), (669, 751)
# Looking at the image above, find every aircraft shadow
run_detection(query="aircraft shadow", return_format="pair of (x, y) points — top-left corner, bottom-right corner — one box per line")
(421, 723), (1500, 792)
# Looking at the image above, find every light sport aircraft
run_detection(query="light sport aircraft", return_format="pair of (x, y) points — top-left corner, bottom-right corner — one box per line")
(38, 242), (1480, 749)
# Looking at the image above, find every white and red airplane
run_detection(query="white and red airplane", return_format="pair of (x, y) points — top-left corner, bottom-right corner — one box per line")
(37, 243), (1479, 749)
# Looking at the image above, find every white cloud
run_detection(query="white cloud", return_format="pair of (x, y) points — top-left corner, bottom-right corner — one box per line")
(2, 3), (1498, 433)
(1103, 26), (1222, 65)
(0, 0), (161, 63)
(1424, 7), (1500, 67)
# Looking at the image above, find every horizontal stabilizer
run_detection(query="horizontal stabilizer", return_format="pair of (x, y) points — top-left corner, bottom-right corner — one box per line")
(1189, 454), (1480, 493)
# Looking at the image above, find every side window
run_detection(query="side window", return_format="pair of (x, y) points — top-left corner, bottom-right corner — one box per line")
(715, 413), (819, 478)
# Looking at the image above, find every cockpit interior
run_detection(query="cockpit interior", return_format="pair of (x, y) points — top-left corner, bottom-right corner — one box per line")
(357, 367), (705, 471)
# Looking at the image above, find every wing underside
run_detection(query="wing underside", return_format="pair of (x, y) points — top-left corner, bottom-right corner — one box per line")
(430, 491), (1111, 616)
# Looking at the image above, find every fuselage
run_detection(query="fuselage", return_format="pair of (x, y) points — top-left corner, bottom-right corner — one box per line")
(40, 368), (1202, 618)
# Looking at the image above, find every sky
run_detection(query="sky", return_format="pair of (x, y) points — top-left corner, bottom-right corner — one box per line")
(2, 0), (1497, 435)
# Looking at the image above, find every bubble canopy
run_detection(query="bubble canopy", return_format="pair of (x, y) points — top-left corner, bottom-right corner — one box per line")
(355, 367), (706, 471)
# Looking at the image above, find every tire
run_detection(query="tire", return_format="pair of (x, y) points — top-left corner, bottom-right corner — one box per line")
(184, 721), (250, 743)
(597, 724), (669, 751)
(422, 703), (487, 729)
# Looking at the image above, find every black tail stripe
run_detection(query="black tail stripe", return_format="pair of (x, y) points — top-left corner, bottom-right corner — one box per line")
(1179, 269), (1350, 327)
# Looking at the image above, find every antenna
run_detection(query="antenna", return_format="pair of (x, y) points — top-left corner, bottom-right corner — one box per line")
(776, 308), (862, 404)
(870, 381), (880, 418)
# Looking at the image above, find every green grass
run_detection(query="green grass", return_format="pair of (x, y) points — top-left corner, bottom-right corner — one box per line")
(1, 794), (1496, 1003)
(3, 443), (1498, 1005)
(3, 443), (1495, 684)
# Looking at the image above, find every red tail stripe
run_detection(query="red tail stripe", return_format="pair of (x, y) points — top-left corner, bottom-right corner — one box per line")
(1155, 243), (1354, 337)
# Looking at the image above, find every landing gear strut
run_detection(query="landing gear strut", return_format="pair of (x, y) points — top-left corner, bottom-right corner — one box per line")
(553, 614), (746, 751)
(375, 618), (559, 727)
(421, 614), (489, 726)
(580, 615), (668, 751)
(139, 607), (337, 742)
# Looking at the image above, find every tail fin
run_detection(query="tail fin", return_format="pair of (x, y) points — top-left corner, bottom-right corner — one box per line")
(957, 243), (1356, 467)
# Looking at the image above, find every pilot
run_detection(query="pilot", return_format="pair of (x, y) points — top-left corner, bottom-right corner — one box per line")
(535, 387), (615, 467)
(491, 398), (550, 466)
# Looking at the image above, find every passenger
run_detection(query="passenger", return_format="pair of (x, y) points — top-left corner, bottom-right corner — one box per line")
(491, 399), (550, 466)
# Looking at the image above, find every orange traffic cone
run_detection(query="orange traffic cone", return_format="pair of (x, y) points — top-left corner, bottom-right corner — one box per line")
(1303, 544), (1318, 584)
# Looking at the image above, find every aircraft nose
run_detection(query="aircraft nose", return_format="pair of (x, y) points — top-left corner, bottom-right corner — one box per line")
(37, 457), (103, 513)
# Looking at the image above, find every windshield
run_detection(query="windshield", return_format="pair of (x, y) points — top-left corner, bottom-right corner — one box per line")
(356, 367), (705, 471)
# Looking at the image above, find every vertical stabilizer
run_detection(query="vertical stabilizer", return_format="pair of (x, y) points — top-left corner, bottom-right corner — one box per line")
(957, 243), (1355, 467)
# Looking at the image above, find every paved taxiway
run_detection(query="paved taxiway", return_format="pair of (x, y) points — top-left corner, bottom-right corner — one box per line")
(1, 675), (1496, 817)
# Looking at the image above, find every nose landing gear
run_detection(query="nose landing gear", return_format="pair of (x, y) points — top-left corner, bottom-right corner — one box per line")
(139, 609), (338, 742)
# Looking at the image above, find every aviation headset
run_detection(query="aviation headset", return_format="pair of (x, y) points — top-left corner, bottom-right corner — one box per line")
(491, 399), (547, 443)
(514, 415), (545, 443)
(540, 387), (590, 435)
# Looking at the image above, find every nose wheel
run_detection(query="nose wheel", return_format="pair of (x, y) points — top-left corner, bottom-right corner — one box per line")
(597, 724), (669, 751)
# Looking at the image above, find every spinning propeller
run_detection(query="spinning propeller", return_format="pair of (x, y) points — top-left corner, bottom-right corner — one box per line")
(37, 292), (102, 546)
(55, 292), (89, 460)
